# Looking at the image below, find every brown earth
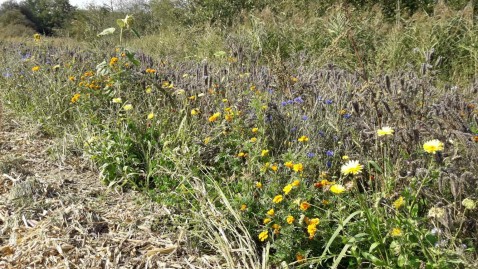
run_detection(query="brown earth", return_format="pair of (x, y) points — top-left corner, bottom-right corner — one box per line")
(0, 108), (214, 268)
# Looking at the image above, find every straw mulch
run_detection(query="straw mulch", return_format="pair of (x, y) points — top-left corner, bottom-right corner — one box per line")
(0, 111), (214, 268)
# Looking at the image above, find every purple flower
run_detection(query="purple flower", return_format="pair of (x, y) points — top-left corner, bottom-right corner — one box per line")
(326, 150), (334, 157)
(302, 115), (308, 120)
(325, 99), (333, 105)
(294, 96), (304, 104)
(318, 131), (325, 137)
(290, 127), (297, 133)
(307, 152), (316, 158)
(281, 101), (288, 106)
(343, 113), (352, 119)
(287, 100), (294, 105)
(326, 160), (332, 168)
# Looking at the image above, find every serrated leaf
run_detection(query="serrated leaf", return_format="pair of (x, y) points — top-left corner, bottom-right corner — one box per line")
(98, 27), (116, 36)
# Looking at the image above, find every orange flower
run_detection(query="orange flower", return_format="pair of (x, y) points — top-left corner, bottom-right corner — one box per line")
(299, 201), (311, 211)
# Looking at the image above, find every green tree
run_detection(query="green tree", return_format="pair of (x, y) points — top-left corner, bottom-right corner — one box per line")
(21, 0), (75, 35)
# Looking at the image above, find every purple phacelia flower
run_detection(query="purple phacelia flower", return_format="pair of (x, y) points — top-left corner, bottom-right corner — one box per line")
(294, 96), (304, 104)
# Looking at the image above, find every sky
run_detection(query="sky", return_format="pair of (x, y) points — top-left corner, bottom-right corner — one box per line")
(0, 0), (112, 9)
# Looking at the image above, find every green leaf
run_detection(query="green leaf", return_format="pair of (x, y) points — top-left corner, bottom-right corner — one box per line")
(131, 28), (141, 38)
(214, 50), (227, 57)
(331, 244), (351, 269)
(97, 27), (116, 36)
(362, 252), (386, 266)
(369, 242), (380, 252)
(397, 254), (407, 267)
(125, 51), (140, 66)
(367, 160), (383, 174)
(116, 19), (125, 28)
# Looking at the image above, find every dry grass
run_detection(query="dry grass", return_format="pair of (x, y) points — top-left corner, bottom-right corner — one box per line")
(0, 109), (220, 268)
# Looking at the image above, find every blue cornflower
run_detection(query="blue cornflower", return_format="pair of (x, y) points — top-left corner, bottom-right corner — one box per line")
(287, 100), (294, 105)
(302, 115), (308, 120)
(326, 150), (334, 157)
(290, 127), (297, 133)
(326, 160), (332, 168)
(325, 99), (333, 105)
(318, 131), (325, 137)
(307, 152), (316, 158)
(281, 101), (288, 106)
(343, 113), (352, 119)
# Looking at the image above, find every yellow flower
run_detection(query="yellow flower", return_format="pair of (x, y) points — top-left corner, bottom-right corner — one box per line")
(147, 113), (155, 120)
(390, 228), (403, 237)
(252, 127), (259, 133)
(70, 93), (81, 104)
(272, 224), (281, 234)
(225, 113), (233, 122)
(286, 215), (294, 224)
(284, 161), (294, 169)
(109, 57), (118, 66)
(423, 139), (444, 154)
(261, 149), (269, 157)
(191, 108), (200, 115)
(342, 155), (349, 160)
(240, 204), (247, 211)
(145, 87), (153, 94)
(393, 196), (405, 210)
(250, 137), (257, 143)
(258, 230), (268, 242)
(123, 104), (133, 111)
(267, 209), (275, 216)
(33, 33), (41, 41)
(292, 180), (300, 187)
(283, 184), (293, 195)
(330, 184), (346, 194)
(273, 195), (283, 204)
(298, 135), (309, 142)
(300, 201), (311, 211)
(309, 218), (320, 226)
(237, 152), (247, 158)
(256, 182), (262, 189)
(263, 218), (271, 224)
(31, 66), (40, 72)
(188, 95), (196, 100)
(68, 76), (76, 81)
(112, 97), (122, 103)
(270, 164), (278, 171)
(462, 198), (476, 210)
(307, 224), (319, 239)
(293, 163), (303, 172)
(208, 112), (221, 122)
(341, 160), (363, 176)
(377, 126), (394, 136)
(145, 68), (156, 74)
